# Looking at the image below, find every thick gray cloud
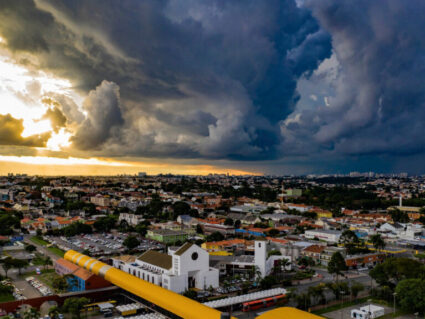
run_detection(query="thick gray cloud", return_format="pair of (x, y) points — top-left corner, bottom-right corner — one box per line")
(3, 0), (424, 173)
(0, 0), (331, 160)
(40, 104), (67, 133)
(0, 114), (51, 147)
(71, 80), (123, 150)
(282, 0), (425, 160)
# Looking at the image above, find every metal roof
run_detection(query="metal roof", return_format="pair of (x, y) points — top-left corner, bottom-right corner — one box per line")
(203, 288), (287, 308)
(256, 307), (323, 319)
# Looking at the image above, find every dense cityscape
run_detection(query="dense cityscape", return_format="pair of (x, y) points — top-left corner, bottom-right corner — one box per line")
(0, 173), (423, 318)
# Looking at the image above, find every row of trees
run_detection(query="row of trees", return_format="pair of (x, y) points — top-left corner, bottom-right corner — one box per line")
(339, 230), (385, 255)
(370, 257), (425, 314)
(291, 281), (365, 310)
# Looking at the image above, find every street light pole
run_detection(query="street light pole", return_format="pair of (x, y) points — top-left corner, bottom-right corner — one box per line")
(367, 298), (372, 319)
(393, 293), (397, 315)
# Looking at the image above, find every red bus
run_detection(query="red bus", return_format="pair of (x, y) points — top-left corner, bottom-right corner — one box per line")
(242, 294), (286, 312)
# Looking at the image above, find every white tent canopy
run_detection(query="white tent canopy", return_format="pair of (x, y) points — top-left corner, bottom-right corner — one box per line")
(203, 288), (287, 308)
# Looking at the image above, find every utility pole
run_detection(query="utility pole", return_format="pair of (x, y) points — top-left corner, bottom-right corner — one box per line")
(393, 293), (397, 315)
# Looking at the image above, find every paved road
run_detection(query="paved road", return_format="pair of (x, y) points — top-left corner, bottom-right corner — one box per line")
(13, 279), (42, 299)
(24, 235), (60, 262)
(0, 235), (60, 300)
(0, 266), (43, 299)
(292, 268), (374, 295)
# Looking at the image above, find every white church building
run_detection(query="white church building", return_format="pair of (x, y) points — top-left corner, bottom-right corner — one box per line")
(112, 243), (219, 293)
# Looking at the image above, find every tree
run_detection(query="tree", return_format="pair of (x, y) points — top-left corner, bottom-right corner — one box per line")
(196, 224), (203, 234)
(295, 292), (311, 310)
(2, 257), (14, 277)
(308, 284), (325, 305)
(25, 244), (37, 253)
(188, 209), (199, 217)
(267, 229), (280, 237)
(395, 278), (425, 314)
(224, 218), (234, 226)
(82, 249), (91, 256)
(13, 259), (29, 275)
(42, 256), (53, 270)
(62, 222), (92, 236)
(135, 223), (148, 237)
(123, 236), (140, 250)
(93, 216), (116, 232)
(182, 289), (197, 300)
(273, 258), (290, 279)
(0, 283), (13, 295)
(172, 201), (191, 218)
(327, 252), (347, 283)
(206, 231), (224, 242)
(369, 257), (425, 288)
(370, 234), (385, 252)
(260, 275), (277, 289)
(339, 230), (359, 254)
(267, 249), (282, 257)
(350, 282), (364, 298)
(62, 297), (89, 319)
(298, 256), (315, 267)
(325, 282), (348, 301)
(52, 276), (69, 292)
(389, 209), (409, 223)
(48, 306), (60, 319)
(23, 307), (40, 319)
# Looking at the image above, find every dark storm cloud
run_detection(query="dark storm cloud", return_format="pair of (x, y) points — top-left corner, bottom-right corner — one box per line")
(282, 0), (425, 161)
(71, 81), (123, 150)
(0, 0), (331, 160)
(40, 104), (67, 133)
(0, 114), (51, 147)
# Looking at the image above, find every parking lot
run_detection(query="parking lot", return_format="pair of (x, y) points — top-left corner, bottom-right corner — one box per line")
(25, 276), (53, 296)
(46, 233), (164, 256)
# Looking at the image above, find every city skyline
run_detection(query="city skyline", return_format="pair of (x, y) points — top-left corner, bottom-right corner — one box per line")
(1, 0), (425, 175)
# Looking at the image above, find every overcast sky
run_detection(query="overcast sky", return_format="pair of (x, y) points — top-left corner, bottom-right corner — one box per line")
(0, 0), (424, 175)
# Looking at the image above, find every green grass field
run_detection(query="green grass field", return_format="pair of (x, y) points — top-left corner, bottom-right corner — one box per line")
(47, 246), (65, 257)
(313, 297), (368, 315)
(30, 236), (49, 246)
(36, 271), (62, 292)
(0, 293), (15, 302)
(22, 268), (55, 277)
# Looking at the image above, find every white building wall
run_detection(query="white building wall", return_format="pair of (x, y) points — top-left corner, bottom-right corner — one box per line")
(254, 241), (267, 277)
(163, 273), (187, 293)
(305, 230), (340, 243)
(176, 245), (209, 276)
(265, 256), (291, 276)
(199, 268), (219, 290)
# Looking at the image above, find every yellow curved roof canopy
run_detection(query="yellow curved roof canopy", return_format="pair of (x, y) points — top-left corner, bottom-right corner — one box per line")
(256, 307), (323, 319)
(64, 250), (228, 319)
